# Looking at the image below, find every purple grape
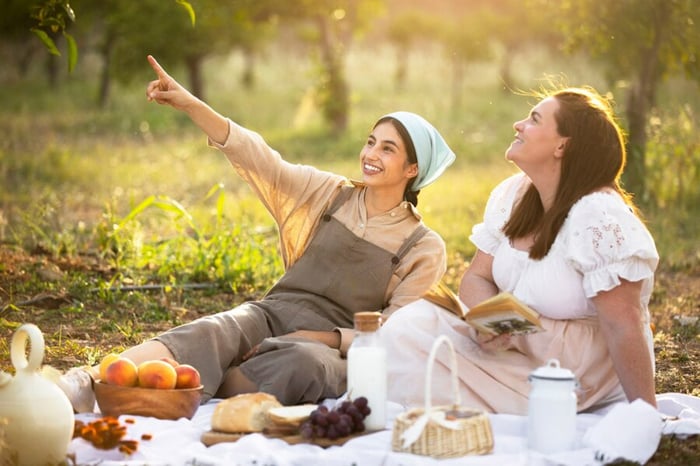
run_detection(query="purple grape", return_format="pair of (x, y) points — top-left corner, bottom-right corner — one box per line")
(353, 397), (368, 409)
(320, 414), (331, 426)
(298, 400), (373, 440)
(326, 425), (339, 440)
(300, 423), (313, 439)
(327, 410), (340, 424)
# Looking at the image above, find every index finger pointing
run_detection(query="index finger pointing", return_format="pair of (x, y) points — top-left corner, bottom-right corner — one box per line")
(147, 55), (168, 78)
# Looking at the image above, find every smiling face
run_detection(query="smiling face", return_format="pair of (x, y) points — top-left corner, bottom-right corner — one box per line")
(506, 97), (568, 175)
(360, 121), (418, 190)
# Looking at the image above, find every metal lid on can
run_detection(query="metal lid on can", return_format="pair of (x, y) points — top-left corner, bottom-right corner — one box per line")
(528, 358), (576, 381)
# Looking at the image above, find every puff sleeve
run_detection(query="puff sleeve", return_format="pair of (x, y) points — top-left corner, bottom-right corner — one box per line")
(563, 193), (659, 298)
(469, 173), (526, 255)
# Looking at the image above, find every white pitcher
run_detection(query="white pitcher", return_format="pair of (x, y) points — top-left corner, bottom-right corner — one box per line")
(527, 358), (579, 454)
(0, 323), (75, 465)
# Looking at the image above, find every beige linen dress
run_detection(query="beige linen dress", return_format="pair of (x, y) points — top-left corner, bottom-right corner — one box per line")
(155, 120), (447, 404)
(381, 173), (659, 414)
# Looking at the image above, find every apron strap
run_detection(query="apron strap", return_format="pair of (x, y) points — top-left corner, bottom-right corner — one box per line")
(322, 184), (429, 268)
(392, 224), (429, 265)
(322, 185), (355, 221)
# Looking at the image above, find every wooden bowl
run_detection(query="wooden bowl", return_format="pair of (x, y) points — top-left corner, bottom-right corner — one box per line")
(94, 381), (203, 420)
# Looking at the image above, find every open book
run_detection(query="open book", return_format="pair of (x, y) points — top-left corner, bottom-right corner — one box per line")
(423, 281), (544, 336)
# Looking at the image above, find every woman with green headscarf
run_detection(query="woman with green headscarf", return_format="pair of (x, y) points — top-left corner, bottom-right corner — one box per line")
(57, 55), (456, 410)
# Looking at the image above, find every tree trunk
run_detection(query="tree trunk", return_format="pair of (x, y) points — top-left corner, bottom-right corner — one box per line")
(97, 33), (115, 108)
(623, 1), (668, 200)
(46, 53), (58, 88)
(499, 47), (515, 93)
(186, 55), (204, 101)
(241, 48), (256, 89)
(394, 46), (407, 90)
(624, 86), (648, 198)
(316, 15), (349, 134)
(450, 58), (464, 115)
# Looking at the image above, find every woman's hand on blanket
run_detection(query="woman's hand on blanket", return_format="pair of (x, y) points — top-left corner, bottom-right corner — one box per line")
(475, 331), (512, 352)
(242, 331), (341, 361)
(283, 330), (342, 349)
(242, 344), (261, 361)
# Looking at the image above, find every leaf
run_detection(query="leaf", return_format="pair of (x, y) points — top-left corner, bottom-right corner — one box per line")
(63, 1), (76, 23)
(175, 0), (196, 27)
(31, 28), (61, 56)
(119, 195), (156, 226)
(204, 183), (224, 201)
(64, 32), (78, 73)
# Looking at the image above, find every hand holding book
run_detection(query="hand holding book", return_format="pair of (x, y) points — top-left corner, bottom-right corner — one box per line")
(423, 281), (544, 336)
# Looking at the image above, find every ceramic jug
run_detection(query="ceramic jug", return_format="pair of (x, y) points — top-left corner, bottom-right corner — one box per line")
(0, 323), (75, 465)
(527, 358), (579, 454)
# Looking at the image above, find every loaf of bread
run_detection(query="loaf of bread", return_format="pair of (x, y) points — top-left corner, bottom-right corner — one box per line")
(211, 392), (282, 433)
(266, 404), (317, 428)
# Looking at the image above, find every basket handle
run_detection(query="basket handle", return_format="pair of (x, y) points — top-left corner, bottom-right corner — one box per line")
(424, 335), (461, 413)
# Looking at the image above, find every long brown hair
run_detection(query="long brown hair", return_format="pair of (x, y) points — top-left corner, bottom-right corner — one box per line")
(503, 86), (637, 259)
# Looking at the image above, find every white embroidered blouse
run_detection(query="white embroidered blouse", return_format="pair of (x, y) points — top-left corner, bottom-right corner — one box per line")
(470, 173), (659, 321)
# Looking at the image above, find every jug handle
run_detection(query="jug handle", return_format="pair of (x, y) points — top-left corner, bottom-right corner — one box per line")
(11, 323), (45, 373)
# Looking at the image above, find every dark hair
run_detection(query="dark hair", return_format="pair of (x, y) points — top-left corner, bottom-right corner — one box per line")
(374, 116), (420, 206)
(503, 86), (637, 259)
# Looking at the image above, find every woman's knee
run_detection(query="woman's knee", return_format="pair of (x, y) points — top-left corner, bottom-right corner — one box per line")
(381, 299), (438, 338)
(250, 343), (344, 404)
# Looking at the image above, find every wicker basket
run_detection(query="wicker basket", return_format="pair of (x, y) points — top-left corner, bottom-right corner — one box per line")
(391, 335), (494, 458)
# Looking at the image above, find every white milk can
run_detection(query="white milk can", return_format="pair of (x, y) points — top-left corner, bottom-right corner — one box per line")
(0, 324), (75, 465)
(527, 358), (578, 454)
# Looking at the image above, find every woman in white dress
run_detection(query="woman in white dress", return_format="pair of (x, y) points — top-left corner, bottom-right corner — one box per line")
(381, 86), (659, 414)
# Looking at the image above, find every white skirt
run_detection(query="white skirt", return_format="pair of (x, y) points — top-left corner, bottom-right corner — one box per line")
(380, 299), (627, 414)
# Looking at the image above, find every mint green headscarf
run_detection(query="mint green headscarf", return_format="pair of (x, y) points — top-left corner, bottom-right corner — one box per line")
(382, 111), (456, 191)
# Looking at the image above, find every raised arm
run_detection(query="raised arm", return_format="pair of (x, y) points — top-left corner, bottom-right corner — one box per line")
(593, 279), (657, 407)
(145, 55), (229, 145)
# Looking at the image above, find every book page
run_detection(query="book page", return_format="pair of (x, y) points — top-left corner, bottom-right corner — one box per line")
(465, 292), (543, 335)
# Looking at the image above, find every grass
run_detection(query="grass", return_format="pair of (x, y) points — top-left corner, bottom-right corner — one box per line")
(1, 42), (699, 464)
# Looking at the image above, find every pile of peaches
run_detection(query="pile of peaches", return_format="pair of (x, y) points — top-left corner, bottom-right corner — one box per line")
(99, 354), (201, 390)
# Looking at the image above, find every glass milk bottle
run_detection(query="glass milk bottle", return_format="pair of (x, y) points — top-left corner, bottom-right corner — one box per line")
(527, 358), (579, 454)
(346, 311), (387, 431)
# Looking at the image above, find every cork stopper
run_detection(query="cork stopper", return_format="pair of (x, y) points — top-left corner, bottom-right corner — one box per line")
(353, 311), (382, 332)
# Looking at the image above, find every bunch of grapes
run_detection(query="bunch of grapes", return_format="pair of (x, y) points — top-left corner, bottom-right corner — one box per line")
(299, 396), (371, 440)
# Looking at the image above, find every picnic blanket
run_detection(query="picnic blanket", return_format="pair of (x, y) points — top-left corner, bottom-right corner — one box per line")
(69, 393), (700, 465)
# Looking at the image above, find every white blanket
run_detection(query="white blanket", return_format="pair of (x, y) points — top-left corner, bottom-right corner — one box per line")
(69, 393), (700, 466)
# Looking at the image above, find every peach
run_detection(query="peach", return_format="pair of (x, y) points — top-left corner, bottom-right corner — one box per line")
(104, 357), (139, 387)
(160, 357), (180, 368)
(174, 364), (201, 389)
(137, 360), (177, 389)
(99, 353), (121, 381)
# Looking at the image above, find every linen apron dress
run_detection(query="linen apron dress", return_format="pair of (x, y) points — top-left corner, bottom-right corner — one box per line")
(157, 186), (428, 404)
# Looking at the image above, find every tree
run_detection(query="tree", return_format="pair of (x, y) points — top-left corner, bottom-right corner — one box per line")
(559, 0), (700, 199)
(0, 0), (43, 79)
(437, 12), (494, 113)
(69, 0), (270, 107)
(29, 0), (78, 74)
(27, 0), (195, 76)
(386, 12), (440, 89)
(251, 0), (382, 134)
(483, 0), (564, 92)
